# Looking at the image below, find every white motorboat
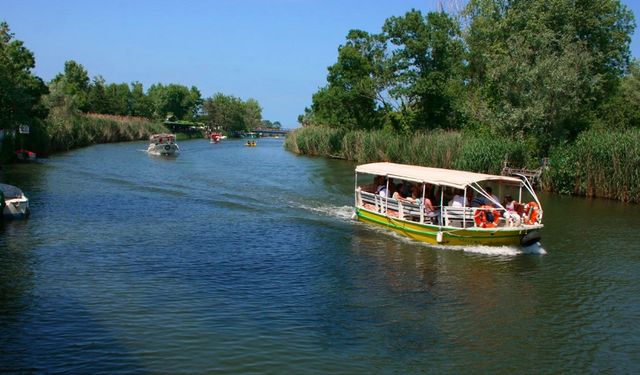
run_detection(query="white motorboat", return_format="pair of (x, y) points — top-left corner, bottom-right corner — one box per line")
(1, 183), (30, 220)
(147, 134), (179, 156)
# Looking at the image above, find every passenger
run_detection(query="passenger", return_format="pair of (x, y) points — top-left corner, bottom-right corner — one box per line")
(484, 186), (500, 207)
(503, 195), (517, 212)
(362, 175), (383, 193)
(448, 188), (471, 207)
(400, 181), (413, 198)
(470, 193), (485, 207)
(375, 177), (387, 195)
(378, 179), (395, 198)
(392, 183), (405, 200)
(502, 195), (521, 226)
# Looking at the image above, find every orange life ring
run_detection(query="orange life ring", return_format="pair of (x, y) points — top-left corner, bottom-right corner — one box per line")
(524, 202), (540, 225)
(474, 205), (501, 228)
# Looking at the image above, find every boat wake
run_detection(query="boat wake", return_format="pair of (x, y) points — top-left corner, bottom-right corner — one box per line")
(295, 203), (356, 221)
(443, 242), (546, 256)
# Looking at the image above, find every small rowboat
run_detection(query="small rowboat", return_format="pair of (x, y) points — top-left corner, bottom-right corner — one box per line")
(1, 183), (30, 220)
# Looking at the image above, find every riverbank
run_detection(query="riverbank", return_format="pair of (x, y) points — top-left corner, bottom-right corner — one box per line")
(2, 113), (169, 162)
(285, 126), (640, 203)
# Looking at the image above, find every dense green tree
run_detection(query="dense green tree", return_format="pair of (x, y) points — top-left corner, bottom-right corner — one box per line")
(243, 98), (262, 130)
(463, 0), (635, 147)
(203, 93), (262, 132)
(129, 81), (153, 118)
(104, 82), (131, 115)
(50, 60), (90, 112)
(597, 59), (640, 130)
(382, 10), (465, 131)
(87, 76), (108, 113)
(0, 22), (48, 131)
(148, 83), (202, 120)
(307, 30), (385, 130)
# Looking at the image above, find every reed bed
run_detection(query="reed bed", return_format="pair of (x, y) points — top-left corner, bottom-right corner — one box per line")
(45, 113), (168, 153)
(286, 126), (533, 172)
(287, 126), (640, 202)
(545, 128), (640, 203)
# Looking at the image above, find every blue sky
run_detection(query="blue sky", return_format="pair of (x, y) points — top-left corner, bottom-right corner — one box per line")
(4, 0), (640, 127)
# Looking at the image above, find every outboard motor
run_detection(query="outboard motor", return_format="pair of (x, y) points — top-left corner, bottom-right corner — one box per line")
(521, 231), (541, 247)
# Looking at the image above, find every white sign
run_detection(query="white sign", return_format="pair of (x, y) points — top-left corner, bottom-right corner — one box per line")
(19, 124), (30, 134)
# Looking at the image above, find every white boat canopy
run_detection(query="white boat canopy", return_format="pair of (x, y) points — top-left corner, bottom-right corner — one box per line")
(356, 162), (523, 190)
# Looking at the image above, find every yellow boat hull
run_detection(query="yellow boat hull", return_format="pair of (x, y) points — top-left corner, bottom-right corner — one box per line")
(356, 208), (537, 247)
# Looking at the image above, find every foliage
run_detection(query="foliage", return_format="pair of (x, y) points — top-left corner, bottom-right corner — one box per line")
(302, 1), (635, 145)
(382, 10), (466, 130)
(202, 93), (262, 133)
(305, 30), (384, 130)
(596, 59), (640, 130)
(286, 126), (538, 174)
(44, 112), (167, 153)
(544, 128), (640, 203)
(0, 22), (48, 132)
(147, 83), (202, 120)
(463, 0), (635, 150)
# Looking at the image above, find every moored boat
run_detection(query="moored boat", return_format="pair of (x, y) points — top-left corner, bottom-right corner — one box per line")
(1, 183), (30, 220)
(147, 134), (179, 156)
(15, 149), (36, 162)
(354, 162), (543, 247)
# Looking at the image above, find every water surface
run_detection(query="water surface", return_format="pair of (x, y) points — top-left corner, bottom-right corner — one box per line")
(1, 138), (639, 373)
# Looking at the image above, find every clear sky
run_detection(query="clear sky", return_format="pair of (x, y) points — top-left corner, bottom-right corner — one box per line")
(3, 0), (640, 127)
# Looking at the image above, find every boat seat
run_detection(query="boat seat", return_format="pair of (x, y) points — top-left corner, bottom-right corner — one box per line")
(443, 207), (475, 228)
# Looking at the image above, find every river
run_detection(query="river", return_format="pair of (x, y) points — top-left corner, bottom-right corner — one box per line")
(1, 138), (639, 373)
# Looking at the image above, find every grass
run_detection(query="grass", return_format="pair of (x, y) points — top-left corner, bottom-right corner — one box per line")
(286, 126), (640, 203)
(45, 113), (168, 153)
(545, 128), (640, 203)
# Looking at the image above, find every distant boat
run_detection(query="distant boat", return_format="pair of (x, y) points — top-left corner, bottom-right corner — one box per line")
(15, 149), (36, 162)
(210, 132), (222, 143)
(147, 134), (179, 156)
(245, 140), (257, 147)
(1, 183), (30, 220)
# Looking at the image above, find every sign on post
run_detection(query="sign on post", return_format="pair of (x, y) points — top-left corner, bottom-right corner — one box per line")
(18, 124), (30, 134)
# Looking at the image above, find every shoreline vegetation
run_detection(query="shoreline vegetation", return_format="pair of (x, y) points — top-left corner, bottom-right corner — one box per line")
(287, 0), (640, 204)
(1, 113), (169, 162)
(46, 113), (168, 153)
(1, 20), (281, 164)
(285, 127), (640, 204)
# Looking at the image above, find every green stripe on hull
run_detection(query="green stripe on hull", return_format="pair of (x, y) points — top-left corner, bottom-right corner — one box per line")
(356, 208), (528, 246)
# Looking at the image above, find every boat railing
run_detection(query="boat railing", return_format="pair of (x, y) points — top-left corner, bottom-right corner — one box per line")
(357, 190), (427, 223)
(358, 190), (538, 228)
(442, 206), (476, 228)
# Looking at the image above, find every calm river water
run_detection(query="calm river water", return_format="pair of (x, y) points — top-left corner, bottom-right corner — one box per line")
(1, 138), (639, 373)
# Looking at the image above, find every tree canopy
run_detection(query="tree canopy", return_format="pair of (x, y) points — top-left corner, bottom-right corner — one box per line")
(302, 0), (637, 151)
(0, 22), (48, 131)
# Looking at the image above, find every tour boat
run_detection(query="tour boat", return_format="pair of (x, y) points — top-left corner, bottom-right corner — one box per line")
(1, 183), (30, 220)
(147, 134), (179, 156)
(354, 162), (543, 247)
